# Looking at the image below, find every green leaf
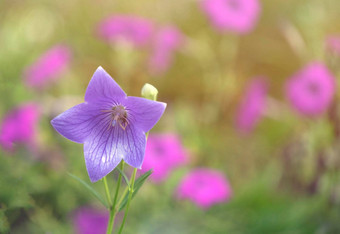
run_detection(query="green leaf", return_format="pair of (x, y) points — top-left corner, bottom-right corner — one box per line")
(68, 173), (108, 208)
(116, 167), (130, 187)
(118, 169), (152, 211)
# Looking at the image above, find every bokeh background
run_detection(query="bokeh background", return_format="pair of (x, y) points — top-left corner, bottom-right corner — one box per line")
(1, 0), (340, 233)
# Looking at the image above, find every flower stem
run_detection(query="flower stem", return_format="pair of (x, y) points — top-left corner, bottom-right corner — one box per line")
(113, 162), (125, 208)
(106, 208), (115, 234)
(107, 161), (125, 233)
(103, 176), (112, 206)
(118, 168), (137, 234)
(103, 176), (114, 234)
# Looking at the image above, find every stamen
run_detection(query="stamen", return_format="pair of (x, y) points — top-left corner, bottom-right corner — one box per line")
(102, 105), (129, 131)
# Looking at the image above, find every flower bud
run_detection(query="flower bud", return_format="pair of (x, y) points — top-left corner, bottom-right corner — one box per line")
(141, 83), (158, 101)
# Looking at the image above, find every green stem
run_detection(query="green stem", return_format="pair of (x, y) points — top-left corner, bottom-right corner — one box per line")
(103, 176), (114, 234)
(106, 208), (114, 234)
(109, 162), (125, 233)
(113, 162), (125, 208)
(116, 186), (129, 209)
(118, 168), (137, 234)
(103, 176), (112, 207)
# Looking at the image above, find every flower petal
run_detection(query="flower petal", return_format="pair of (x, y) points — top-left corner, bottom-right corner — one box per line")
(84, 123), (146, 182)
(125, 97), (166, 133)
(121, 125), (146, 169)
(85, 67), (127, 103)
(51, 103), (107, 143)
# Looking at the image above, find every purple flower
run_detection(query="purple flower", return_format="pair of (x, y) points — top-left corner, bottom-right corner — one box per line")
(148, 26), (184, 75)
(0, 103), (40, 152)
(97, 15), (154, 47)
(51, 67), (166, 182)
(73, 207), (108, 234)
(140, 133), (188, 183)
(176, 168), (232, 209)
(201, 0), (261, 34)
(24, 44), (71, 89)
(235, 77), (268, 134)
(285, 62), (336, 116)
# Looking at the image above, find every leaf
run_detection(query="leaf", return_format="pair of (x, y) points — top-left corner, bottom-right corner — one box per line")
(116, 167), (130, 187)
(118, 169), (152, 211)
(68, 173), (108, 208)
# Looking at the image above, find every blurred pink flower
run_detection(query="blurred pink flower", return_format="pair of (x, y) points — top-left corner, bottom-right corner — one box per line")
(235, 77), (268, 134)
(326, 36), (340, 55)
(24, 45), (71, 89)
(176, 168), (232, 209)
(97, 15), (154, 47)
(0, 103), (40, 152)
(148, 26), (184, 75)
(141, 133), (188, 183)
(285, 62), (336, 116)
(73, 207), (108, 234)
(201, 0), (261, 34)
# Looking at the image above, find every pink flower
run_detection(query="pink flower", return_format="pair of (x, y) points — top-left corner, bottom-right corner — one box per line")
(148, 26), (184, 75)
(201, 0), (261, 34)
(326, 36), (340, 56)
(24, 45), (71, 89)
(0, 103), (40, 152)
(176, 168), (232, 209)
(235, 77), (268, 134)
(141, 134), (188, 183)
(73, 207), (108, 234)
(285, 62), (336, 116)
(97, 15), (154, 47)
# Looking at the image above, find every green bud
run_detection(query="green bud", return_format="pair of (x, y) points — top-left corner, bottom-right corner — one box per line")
(141, 83), (158, 101)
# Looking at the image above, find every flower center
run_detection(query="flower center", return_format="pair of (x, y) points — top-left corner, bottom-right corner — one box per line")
(154, 144), (165, 157)
(103, 105), (129, 130)
(226, 0), (241, 11)
(306, 81), (320, 95)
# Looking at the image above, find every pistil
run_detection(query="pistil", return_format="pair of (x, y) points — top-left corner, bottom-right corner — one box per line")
(102, 105), (129, 130)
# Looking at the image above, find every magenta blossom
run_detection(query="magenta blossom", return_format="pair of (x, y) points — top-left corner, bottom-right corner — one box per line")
(285, 62), (336, 116)
(141, 133), (188, 183)
(235, 77), (268, 134)
(177, 168), (232, 209)
(24, 44), (71, 89)
(73, 207), (108, 234)
(97, 15), (154, 47)
(0, 103), (40, 152)
(51, 67), (166, 182)
(148, 26), (184, 75)
(326, 36), (340, 56)
(201, 0), (261, 34)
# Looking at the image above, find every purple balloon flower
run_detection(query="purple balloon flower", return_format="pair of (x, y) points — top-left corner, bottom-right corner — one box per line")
(201, 0), (261, 34)
(73, 207), (108, 234)
(140, 133), (188, 183)
(97, 15), (154, 47)
(0, 103), (40, 152)
(24, 44), (71, 89)
(235, 77), (268, 134)
(51, 67), (166, 182)
(176, 168), (232, 209)
(285, 62), (336, 116)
